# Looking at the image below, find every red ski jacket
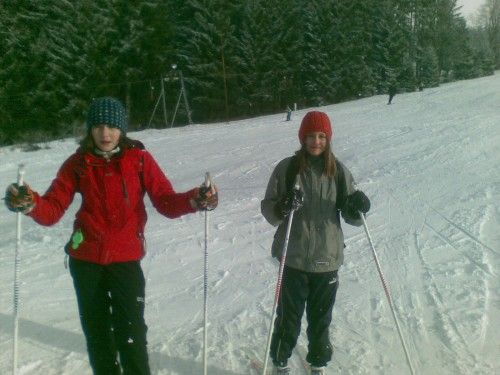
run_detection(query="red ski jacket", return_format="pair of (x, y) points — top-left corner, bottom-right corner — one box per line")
(28, 144), (197, 264)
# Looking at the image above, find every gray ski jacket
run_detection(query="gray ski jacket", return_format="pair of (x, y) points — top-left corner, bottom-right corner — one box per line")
(261, 156), (362, 273)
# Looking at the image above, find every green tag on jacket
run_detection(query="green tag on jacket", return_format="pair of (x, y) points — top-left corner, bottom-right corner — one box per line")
(71, 229), (84, 250)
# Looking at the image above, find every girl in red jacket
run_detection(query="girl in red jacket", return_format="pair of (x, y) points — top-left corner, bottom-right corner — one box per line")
(4, 97), (218, 375)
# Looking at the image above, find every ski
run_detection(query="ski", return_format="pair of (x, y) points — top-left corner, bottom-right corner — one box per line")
(295, 346), (310, 374)
(250, 358), (264, 373)
(249, 357), (273, 374)
(249, 348), (310, 374)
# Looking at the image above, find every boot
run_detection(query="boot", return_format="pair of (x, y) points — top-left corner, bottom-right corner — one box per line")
(272, 360), (291, 374)
(310, 365), (326, 375)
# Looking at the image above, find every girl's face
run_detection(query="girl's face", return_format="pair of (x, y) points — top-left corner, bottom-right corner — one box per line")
(91, 124), (121, 152)
(305, 132), (328, 156)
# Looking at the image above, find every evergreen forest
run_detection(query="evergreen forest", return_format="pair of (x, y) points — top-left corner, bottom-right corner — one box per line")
(0, 0), (498, 145)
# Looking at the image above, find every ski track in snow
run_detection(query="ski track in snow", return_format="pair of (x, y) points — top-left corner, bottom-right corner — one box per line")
(1, 74), (499, 374)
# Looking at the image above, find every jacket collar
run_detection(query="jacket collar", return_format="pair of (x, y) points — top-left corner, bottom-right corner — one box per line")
(83, 149), (123, 166)
(94, 146), (121, 160)
(306, 154), (325, 172)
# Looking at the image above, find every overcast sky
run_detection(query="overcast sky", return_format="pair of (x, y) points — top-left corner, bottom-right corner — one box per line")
(456, 0), (485, 17)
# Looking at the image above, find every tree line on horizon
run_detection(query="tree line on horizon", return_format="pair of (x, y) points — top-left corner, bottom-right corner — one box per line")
(0, 0), (498, 146)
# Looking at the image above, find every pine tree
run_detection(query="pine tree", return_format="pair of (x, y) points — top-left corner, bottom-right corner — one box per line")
(177, 0), (241, 122)
(478, 0), (500, 68)
(330, 0), (377, 100)
(232, 0), (296, 114)
(0, 1), (79, 142)
(468, 28), (496, 76)
(297, 0), (337, 106)
(367, 0), (410, 94)
(131, 1), (179, 125)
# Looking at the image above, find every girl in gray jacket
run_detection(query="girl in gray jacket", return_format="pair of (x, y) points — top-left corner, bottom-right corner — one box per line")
(261, 111), (370, 374)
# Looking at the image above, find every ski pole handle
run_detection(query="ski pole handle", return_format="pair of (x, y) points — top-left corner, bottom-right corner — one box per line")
(17, 164), (25, 186)
(204, 172), (216, 194)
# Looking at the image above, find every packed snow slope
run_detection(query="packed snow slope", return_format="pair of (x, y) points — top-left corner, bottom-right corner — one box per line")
(0, 73), (499, 375)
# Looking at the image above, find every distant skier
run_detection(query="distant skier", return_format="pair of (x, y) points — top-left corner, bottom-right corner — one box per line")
(286, 105), (292, 121)
(4, 97), (218, 375)
(261, 111), (370, 374)
(387, 81), (397, 104)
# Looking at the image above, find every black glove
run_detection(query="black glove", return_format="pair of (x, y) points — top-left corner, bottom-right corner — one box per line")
(345, 190), (370, 218)
(275, 188), (304, 219)
(4, 183), (36, 213)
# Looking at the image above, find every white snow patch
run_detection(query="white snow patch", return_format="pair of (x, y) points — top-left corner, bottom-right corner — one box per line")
(1, 73), (499, 374)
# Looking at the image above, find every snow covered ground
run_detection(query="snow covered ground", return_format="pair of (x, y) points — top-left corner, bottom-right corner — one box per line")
(0, 73), (499, 375)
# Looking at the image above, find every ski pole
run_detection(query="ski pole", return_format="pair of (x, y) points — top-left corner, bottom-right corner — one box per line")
(360, 213), (415, 375)
(262, 184), (301, 375)
(13, 164), (25, 375)
(203, 172), (213, 375)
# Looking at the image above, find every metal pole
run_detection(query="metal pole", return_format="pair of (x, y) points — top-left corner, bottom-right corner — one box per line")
(126, 81), (131, 123)
(203, 208), (208, 375)
(147, 90), (163, 129)
(160, 75), (168, 127)
(360, 214), (416, 375)
(179, 70), (192, 124)
(170, 90), (183, 128)
(203, 172), (212, 375)
(13, 164), (25, 375)
(220, 51), (229, 122)
(262, 189), (299, 375)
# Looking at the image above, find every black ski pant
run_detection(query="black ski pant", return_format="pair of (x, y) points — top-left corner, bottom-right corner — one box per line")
(69, 257), (150, 375)
(270, 265), (339, 367)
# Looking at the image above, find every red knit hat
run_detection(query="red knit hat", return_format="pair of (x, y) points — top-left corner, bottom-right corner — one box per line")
(298, 111), (333, 144)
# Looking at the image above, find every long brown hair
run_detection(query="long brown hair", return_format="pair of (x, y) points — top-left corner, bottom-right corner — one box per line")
(78, 132), (140, 153)
(295, 142), (337, 177)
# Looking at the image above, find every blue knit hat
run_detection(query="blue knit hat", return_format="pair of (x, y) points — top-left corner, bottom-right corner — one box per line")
(86, 97), (127, 132)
